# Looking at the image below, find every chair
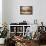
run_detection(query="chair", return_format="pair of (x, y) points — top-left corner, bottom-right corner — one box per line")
(38, 26), (46, 45)
(5, 38), (15, 46)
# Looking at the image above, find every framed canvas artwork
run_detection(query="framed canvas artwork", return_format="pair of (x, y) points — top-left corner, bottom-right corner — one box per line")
(20, 6), (33, 15)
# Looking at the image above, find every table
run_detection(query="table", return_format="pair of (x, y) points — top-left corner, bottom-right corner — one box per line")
(15, 39), (32, 46)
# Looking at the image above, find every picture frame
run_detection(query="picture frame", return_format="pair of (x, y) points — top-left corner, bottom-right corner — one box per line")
(20, 6), (33, 15)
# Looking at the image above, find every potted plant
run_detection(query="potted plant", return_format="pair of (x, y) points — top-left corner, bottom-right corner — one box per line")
(0, 23), (9, 44)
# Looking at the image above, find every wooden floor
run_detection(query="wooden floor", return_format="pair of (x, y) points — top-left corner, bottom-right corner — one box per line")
(40, 45), (46, 46)
(0, 44), (46, 46)
(31, 40), (46, 46)
(0, 44), (4, 46)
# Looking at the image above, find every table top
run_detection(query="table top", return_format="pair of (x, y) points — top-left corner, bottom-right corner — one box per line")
(12, 38), (32, 43)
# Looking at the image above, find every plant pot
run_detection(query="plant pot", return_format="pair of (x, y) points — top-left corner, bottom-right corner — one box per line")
(0, 38), (5, 44)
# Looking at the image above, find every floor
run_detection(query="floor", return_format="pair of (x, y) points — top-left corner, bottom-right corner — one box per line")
(0, 44), (4, 46)
(40, 45), (46, 46)
(0, 44), (46, 46)
(31, 40), (46, 46)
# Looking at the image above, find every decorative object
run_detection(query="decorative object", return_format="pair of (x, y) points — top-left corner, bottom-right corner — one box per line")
(26, 27), (32, 40)
(0, 22), (9, 44)
(0, 38), (5, 44)
(0, 23), (9, 38)
(20, 6), (32, 15)
(34, 19), (37, 24)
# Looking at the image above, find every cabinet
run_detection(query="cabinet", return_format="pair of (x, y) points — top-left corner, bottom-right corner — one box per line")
(9, 25), (30, 37)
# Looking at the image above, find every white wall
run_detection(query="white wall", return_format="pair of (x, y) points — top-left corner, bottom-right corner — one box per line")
(3, 0), (46, 26)
(7, 0), (38, 24)
(2, 0), (8, 24)
(0, 0), (2, 27)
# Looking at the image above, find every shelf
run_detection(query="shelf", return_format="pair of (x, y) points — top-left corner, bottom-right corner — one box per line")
(10, 32), (23, 33)
(16, 32), (23, 33)
(9, 23), (37, 26)
(10, 32), (15, 33)
(9, 25), (31, 36)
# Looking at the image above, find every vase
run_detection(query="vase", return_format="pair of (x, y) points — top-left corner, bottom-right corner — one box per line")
(0, 38), (5, 44)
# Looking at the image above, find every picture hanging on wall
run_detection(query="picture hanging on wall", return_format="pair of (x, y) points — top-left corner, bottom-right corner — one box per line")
(20, 6), (33, 15)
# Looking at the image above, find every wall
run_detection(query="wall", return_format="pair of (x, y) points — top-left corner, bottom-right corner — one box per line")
(2, 0), (8, 24)
(3, 0), (46, 26)
(7, 0), (39, 25)
(0, 0), (2, 27)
